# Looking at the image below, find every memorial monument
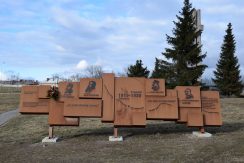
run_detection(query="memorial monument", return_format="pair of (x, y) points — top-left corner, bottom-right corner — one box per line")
(19, 73), (222, 141)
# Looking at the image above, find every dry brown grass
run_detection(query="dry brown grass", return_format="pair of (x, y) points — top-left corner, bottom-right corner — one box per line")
(0, 98), (244, 163)
(0, 93), (20, 114)
(0, 86), (20, 113)
(0, 86), (21, 93)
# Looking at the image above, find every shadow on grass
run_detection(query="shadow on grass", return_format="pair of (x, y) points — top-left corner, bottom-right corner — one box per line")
(63, 121), (244, 140)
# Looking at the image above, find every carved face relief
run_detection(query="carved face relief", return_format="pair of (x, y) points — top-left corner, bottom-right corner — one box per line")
(152, 80), (160, 91)
(85, 81), (96, 93)
(64, 83), (73, 96)
(184, 88), (194, 99)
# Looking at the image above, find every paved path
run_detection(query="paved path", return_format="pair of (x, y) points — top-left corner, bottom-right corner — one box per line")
(0, 109), (19, 126)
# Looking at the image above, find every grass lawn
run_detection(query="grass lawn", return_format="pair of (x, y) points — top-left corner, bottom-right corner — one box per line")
(0, 86), (20, 114)
(0, 93), (20, 114)
(0, 98), (244, 162)
(0, 86), (21, 93)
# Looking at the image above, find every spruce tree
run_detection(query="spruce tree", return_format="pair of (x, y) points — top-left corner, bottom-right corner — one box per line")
(150, 58), (172, 78)
(157, 0), (207, 87)
(213, 23), (243, 96)
(151, 58), (162, 78)
(151, 58), (176, 88)
(127, 60), (150, 78)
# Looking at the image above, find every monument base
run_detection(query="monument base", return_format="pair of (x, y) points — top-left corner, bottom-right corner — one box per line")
(109, 136), (123, 142)
(192, 131), (212, 138)
(42, 137), (59, 143)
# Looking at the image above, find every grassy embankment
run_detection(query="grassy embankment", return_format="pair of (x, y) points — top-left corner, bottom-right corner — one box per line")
(0, 98), (243, 162)
(0, 86), (20, 114)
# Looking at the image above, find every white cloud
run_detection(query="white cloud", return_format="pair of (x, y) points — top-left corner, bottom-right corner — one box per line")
(76, 60), (88, 70)
(51, 7), (101, 31)
(205, 4), (244, 15)
(1, 0), (244, 80)
(205, 21), (227, 31)
(55, 44), (66, 52)
(104, 16), (167, 27)
(0, 71), (7, 80)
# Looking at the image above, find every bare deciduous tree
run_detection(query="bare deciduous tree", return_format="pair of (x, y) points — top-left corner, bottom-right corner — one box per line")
(85, 65), (103, 78)
(117, 67), (128, 77)
(7, 71), (20, 81)
(47, 73), (63, 84)
(69, 73), (83, 81)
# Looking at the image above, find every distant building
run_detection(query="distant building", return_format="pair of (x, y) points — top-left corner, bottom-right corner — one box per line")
(0, 79), (38, 85)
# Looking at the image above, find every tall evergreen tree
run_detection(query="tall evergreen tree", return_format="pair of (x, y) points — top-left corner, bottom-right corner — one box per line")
(127, 60), (150, 78)
(151, 58), (172, 78)
(213, 23), (243, 96)
(157, 0), (207, 87)
(151, 58), (176, 88)
(151, 58), (162, 78)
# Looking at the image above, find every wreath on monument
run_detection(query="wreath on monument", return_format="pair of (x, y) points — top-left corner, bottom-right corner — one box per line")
(47, 86), (60, 101)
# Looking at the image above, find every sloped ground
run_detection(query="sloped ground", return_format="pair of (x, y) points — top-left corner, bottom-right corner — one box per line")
(0, 93), (20, 114)
(0, 86), (20, 114)
(0, 98), (243, 163)
(0, 110), (18, 126)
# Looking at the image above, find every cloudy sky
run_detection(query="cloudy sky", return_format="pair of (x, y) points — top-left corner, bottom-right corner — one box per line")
(0, 0), (244, 81)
